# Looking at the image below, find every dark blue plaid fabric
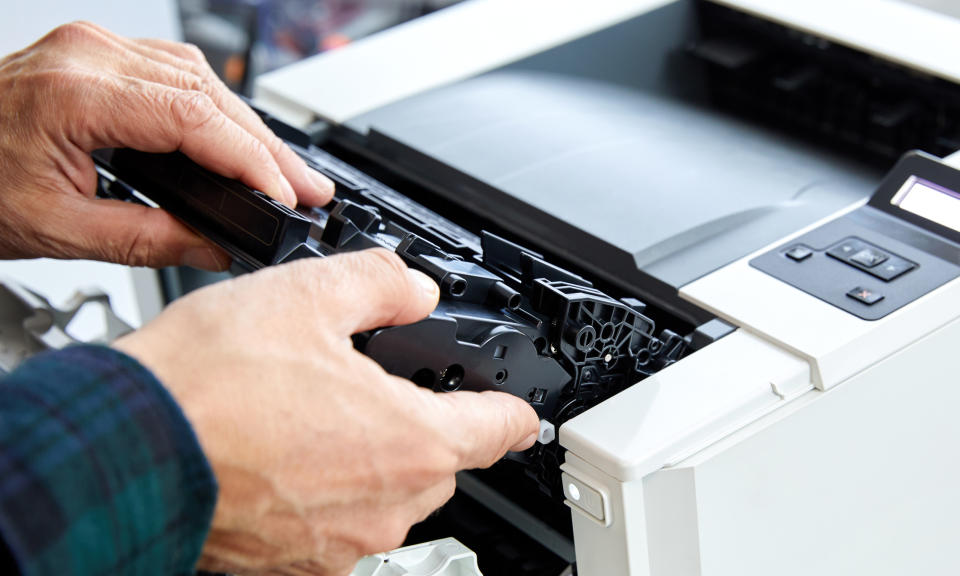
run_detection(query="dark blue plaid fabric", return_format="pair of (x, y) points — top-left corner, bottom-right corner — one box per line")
(0, 345), (217, 575)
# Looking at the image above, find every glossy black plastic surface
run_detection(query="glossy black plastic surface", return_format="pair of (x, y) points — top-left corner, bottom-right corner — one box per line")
(93, 122), (718, 495)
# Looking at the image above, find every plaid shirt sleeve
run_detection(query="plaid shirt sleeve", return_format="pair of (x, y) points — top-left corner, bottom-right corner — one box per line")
(0, 344), (218, 575)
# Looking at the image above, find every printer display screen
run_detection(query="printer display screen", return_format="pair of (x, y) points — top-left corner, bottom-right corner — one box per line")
(891, 176), (960, 232)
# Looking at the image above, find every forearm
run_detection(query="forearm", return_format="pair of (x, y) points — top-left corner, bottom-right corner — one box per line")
(0, 345), (217, 575)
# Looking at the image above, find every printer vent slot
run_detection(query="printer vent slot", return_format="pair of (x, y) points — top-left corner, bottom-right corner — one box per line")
(691, 0), (960, 164)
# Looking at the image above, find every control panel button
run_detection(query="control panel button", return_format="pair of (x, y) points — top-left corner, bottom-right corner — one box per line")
(827, 237), (917, 282)
(784, 245), (813, 262)
(850, 248), (888, 268)
(871, 258), (917, 282)
(846, 286), (884, 305)
(827, 238), (866, 261)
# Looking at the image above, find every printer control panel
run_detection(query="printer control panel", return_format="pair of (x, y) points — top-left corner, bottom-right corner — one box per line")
(751, 152), (960, 320)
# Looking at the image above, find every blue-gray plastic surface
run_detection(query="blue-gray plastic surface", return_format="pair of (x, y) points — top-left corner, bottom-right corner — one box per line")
(343, 0), (881, 290)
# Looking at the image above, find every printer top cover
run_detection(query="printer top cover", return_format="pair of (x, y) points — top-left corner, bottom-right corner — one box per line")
(336, 2), (880, 303)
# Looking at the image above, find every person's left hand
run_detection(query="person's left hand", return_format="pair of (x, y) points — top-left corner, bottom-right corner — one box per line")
(0, 22), (334, 270)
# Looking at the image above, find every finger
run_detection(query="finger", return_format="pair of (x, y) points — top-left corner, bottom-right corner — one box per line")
(281, 249), (439, 336)
(428, 389), (540, 471)
(130, 37), (209, 64)
(63, 24), (333, 206)
(47, 195), (230, 269)
(73, 73), (297, 207)
(124, 37), (334, 206)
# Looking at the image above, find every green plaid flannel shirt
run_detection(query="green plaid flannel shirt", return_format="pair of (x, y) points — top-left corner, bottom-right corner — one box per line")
(0, 345), (217, 575)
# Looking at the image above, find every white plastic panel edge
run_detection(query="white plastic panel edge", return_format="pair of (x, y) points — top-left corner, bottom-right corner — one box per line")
(560, 329), (811, 482)
(254, 0), (674, 126)
(643, 314), (960, 575)
(256, 0), (960, 127)
(564, 453), (650, 576)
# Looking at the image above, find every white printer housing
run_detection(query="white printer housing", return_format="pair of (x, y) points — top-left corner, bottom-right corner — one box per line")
(257, 2), (960, 574)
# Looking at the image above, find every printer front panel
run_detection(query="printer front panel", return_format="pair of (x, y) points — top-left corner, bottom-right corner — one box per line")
(566, 234), (960, 576)
(640, 313), (960, 576)
(563, 152), (960, 575)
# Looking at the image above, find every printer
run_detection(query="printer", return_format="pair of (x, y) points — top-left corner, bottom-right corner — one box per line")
(116, 1), (960, 574)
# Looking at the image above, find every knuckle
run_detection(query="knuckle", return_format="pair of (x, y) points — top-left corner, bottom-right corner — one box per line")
(186, 58), (219, 85)
(360, 248), (415, 307)
(44, 21), (97, 45)
(364, 248), (409, 280)
(90, 227), (153, 266)
(98, 208), (157, 266)
(72, 21), (109, 35)
(246, 136), (273, 165)
(170, 90), (217, 131)
(235, 136), (278, 184)
(264, 133), (288, 158)
(122, 231), (156, 267)
(180, 42), (208, 64)
(178, 71), (209, 95)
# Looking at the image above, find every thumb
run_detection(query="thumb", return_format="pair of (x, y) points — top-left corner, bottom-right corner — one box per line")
(430, 390), (540, 471)
(286, 248), (440, 336)
(53, 196), (230, 270)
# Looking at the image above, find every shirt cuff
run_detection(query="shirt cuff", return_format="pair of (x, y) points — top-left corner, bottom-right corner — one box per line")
(0, 344), (217, 575)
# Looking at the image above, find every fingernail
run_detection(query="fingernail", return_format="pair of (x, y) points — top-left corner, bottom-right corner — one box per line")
(182, 246), (227, 271)
(279, 174), (297, 208)
(409, 269), (439, 299)
(306, 165), (335, 197)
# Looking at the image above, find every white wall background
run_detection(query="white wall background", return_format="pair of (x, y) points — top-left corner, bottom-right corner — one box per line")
(0, 1), (180, 337)
(1, 1), (181, 54)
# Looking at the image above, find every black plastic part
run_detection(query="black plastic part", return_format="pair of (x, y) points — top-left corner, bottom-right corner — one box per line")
(93, 149), (313, 270)
(404, 485), (572, 576)
(348, 128), (712, 327)
(689, 318), (736, 351)
(92, 111), (696, 498)
(692, 2), (960, 164)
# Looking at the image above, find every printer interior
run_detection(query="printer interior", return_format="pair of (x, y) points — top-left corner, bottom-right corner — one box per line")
(117, 1), (960, 574)
(302, 2), (960, 574)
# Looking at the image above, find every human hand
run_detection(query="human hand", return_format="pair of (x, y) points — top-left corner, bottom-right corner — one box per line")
(0, 22), (333, 270)
(113, 249), (540, 575)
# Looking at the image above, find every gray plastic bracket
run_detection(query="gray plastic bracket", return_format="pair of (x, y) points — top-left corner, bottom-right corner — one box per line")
(0, 277), (134, 374)
(351, 538), (482, 576)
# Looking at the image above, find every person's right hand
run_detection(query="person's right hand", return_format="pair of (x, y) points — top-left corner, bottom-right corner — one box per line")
(114, 249), (540, 575)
